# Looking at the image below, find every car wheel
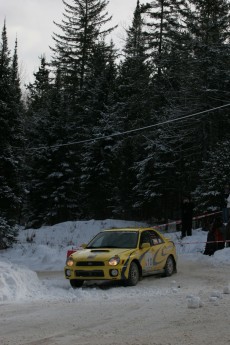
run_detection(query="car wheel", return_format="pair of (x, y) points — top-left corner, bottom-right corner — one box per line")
(125, 262), (139, 286)
(70, 279), (84, 289)
(164, 256), (175, 277)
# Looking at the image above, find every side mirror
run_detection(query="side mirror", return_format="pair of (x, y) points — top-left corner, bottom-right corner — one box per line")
(141, 242), (150, 249)
(80, 243), (87, 249)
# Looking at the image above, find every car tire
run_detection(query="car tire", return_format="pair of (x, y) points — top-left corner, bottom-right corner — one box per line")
(70, 279), (84, 289)
(125, 262), (139, 286)
(163, 256), (175, 277)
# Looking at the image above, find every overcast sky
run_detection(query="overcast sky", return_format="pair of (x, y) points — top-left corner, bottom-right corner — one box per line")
(0, 0), (141, 84)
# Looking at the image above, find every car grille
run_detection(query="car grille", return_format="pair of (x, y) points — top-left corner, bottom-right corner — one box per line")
(76, 261), (105, 266)
(75, 270), (104, 277)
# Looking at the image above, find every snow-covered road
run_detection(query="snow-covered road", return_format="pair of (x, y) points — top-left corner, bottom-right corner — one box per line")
(1, 257), (230, 345)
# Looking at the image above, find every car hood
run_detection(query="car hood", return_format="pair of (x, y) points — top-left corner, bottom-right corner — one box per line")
(71, 248), (134, 261)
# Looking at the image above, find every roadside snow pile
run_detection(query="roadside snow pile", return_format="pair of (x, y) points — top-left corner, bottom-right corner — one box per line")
(168, 228), (207, 254)
(0, 260), (48, 302)
(0, 260), (84, 303)
(17, 219), (147, 248)
(4, 244), (65, 271)
(0, 260), (176, 304)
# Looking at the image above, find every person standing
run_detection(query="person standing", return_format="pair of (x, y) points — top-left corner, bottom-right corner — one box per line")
(225, 220), (230, 248)
(222, 184), (230, 223)
(227, 193), (230, 221)
(203, 217), (225, 255)
(181, 196), (194, 239)
(203, 222), (217, 256)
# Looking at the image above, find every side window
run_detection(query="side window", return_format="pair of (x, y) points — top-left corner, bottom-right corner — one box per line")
(140, 231), (151, 246)
(149, 230), (164, 245)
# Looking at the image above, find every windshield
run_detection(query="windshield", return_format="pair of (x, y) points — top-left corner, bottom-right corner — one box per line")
(87, 231), (138, 249)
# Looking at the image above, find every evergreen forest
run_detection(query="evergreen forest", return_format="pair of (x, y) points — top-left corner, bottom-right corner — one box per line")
(0, 0), (230, 247)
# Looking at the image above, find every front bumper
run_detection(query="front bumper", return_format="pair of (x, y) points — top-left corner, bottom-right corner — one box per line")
(64, 264), (128, 281)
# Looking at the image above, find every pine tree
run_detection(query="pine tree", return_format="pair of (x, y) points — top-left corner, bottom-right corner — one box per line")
(0, 22), (23, 246)
(79, 41), (119, 219)
(51, 0), (116, 90)
(24, 56), (52, 227)
(50, 0), (117, 156)
(106, 0), (152, 219)
(44, 0), (118, 221)
(123, 0), (187, 220)
(25, 56), (82, 226)
(189, 3), (230, 214)
(189, 0), (230, 138)
(193, 139), (230, 213)
(136, 0), (230, 219)
(144, 0), (188, 76)
(171, 0), (230, 199)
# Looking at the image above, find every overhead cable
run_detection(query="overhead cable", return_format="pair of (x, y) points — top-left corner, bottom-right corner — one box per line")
(24, 103), (230, 152)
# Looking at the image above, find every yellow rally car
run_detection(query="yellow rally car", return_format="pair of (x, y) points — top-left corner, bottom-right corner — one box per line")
(64, 227), (177, 288)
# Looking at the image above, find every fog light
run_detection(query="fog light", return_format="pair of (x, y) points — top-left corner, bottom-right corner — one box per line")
(66, 269), (71, 277)
(110, 269), (118, 277)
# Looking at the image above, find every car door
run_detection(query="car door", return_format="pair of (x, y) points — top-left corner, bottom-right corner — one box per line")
(139, 230), (167, 274)
(148, 230), (167, 271)
(139, 230), (162, 274)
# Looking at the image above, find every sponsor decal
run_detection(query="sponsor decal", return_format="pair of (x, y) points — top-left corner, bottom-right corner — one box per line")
(121, 256), (130, 279)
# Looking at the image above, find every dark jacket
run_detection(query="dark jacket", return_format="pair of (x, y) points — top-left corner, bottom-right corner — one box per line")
(221, 191), (230, 208)
(204, 218), (225, 255)
(226, 221), (230, 247)
(203, 230), (216, 256)
(181, 200), (194, 226)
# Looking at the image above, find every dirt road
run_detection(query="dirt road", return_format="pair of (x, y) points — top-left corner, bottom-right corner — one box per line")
(1, 257), (230, 345)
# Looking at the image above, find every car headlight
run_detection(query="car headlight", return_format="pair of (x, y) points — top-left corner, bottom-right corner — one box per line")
(66, 257), (74, 267)
(109, 256), (120, 266)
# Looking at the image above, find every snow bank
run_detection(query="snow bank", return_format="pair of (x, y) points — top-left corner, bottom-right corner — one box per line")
(0, 219), (230, 304)
(0, 260), (47, 302)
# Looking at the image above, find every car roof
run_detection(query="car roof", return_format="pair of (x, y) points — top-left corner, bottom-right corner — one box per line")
(102, 227), (158, 232)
